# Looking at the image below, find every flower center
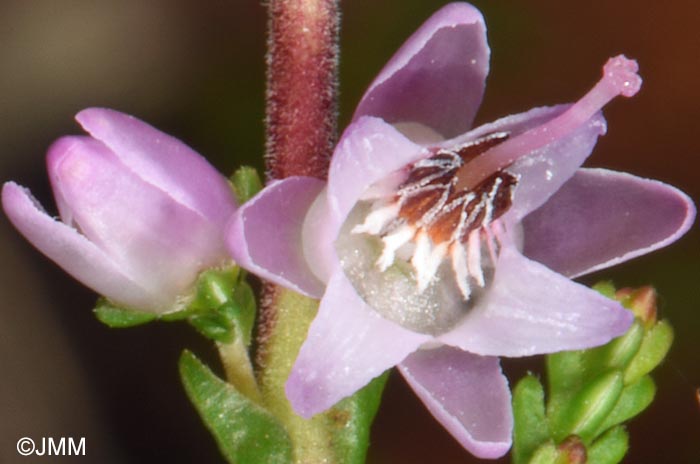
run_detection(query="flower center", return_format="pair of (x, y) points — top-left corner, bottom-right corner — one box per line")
(353, 132), (518, 301)
(335, 133), (517, 335)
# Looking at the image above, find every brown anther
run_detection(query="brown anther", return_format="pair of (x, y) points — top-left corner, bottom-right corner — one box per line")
(392, 132), (517, 249)
(454, 132), (509, 163)
(398, 188), (447, 224)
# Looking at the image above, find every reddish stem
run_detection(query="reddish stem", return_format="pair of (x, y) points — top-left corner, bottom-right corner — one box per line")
(265, 0), (339, 180)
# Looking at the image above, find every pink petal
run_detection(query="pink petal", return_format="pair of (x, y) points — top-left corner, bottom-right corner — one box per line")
(353, 3), (489, 139)
(439, 246), (633, 357)
(506, 111), (607, 220)
(522, 168), (696, 278)
(286, 270), (431, 417)
(398, 348), (512, 459)
(328, 116), (425, 228)
(76, 108), (236, 227)
(48, 136), (225, 298)
(226, 177), (326, 298)
(2, 182), (163, 311)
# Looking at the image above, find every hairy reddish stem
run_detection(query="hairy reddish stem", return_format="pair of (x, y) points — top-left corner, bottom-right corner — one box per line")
(265, 0), (339, 180)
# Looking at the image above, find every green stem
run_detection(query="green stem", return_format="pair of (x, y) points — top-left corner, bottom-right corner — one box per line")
(218, 338), (262, 404)
(257, 288), (335, 463)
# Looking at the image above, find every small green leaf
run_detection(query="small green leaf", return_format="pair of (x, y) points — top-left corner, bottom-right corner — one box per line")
(93, 299), (157, 327)
(329, 372), (389, 464)
(624, 320), (673, 384)
(583, 321), (644, 372)
(587, 426), (628, 464)
(547, 349), (587, 398)
(179, 350), (292, 464)
(185, 267), (257, 345)
(551, 370), (623, 443)
(189, 267), (238, 311)
(231, 166), (263, 204)
(512, 374), (551, 464)
(595, 375), (655, 436)
(189, 311), (235, 343)
(528, 442), (558, 464)
(230, 279), (257, 346)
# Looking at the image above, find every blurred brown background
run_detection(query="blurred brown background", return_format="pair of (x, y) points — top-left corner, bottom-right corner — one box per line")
(0, 1), (698, 462)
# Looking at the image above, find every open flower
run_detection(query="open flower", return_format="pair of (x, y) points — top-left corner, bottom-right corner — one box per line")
(226, 2), (695, 459)
(3, 108), (237, 313)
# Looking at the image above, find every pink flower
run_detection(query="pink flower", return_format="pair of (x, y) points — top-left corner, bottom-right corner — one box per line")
(226, 2), (695, 458)
(3, 108), (237, 313)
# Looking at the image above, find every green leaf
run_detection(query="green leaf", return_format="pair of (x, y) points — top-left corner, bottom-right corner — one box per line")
(583, 321), (644, 372)
(550, 370), (623, 443)
(231, 166), (263, 204)
(93, 299), (157, 327)
(547, 349), (587, 398)
(230, 279), (257, 346)
(328, 372), (389, 464)
(179, 350), (292, 464)
(512, 374), (551, 464)
(587, 426), (628, 464)
(624, 320), (674, 384)
(595, 375), (655, 436)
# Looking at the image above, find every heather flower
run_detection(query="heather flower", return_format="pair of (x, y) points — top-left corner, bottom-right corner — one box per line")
(226, 2), (695, 458)
(3, 108), (237, 313)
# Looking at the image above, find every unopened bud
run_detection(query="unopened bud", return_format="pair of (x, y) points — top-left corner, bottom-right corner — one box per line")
(556, 435), (587, 464)
(616, 286), (657, 327)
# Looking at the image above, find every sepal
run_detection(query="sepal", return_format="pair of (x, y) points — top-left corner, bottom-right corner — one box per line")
(231, 166), (263, 204)
(187, 267), (256, 345)
(92, 266), (256, 347)
(93, 298), (158, 327)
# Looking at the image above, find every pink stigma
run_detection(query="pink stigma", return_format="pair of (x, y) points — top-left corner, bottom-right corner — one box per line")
(455, 55), (642, 192)
(603, 55), (642, 98)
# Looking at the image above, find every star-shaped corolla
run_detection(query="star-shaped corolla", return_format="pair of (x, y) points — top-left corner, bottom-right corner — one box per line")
(226, 2), (695, 458)
(3, 108), (237, 313)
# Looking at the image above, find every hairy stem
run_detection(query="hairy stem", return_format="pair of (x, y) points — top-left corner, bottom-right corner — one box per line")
(265, 0), (339, 180)
(260, 1), (341, 461)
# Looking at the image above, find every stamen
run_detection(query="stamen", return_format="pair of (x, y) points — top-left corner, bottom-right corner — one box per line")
(420, 242), (449, 292)
(352, 202), (400, 235)
(483, 227), (498, 265)
(450, 242), (471, 300)
(455, 55), (642, 191)
(411, 230), (432, 283)
(467, 230), (485, 287)
(377, 224), (414, 271)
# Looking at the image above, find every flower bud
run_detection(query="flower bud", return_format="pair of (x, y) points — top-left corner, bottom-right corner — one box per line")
(3, 108), (237, 313)
(556, 436), (587, 464)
